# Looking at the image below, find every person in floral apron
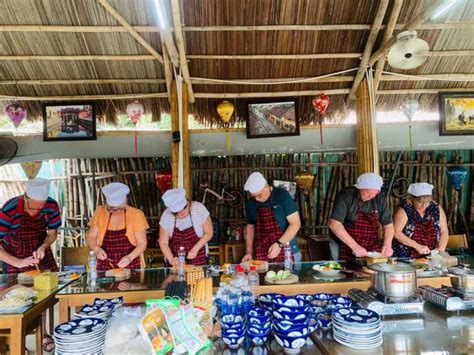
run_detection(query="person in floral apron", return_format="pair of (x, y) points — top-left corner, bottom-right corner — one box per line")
(329, 173), (394, 261)
(241, 172), (301, 263)
(159, 188), (213, 266)
(0, 178), (61, 352)
(393, 183), (449, 258)
(87, 183), (148, 270)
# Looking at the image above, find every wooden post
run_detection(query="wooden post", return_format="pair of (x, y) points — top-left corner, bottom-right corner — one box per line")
(170, 80), (191, 196)
(356, 79), (379, 175)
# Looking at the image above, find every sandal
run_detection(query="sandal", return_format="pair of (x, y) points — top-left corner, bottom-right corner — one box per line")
(42, 334), (55, 352)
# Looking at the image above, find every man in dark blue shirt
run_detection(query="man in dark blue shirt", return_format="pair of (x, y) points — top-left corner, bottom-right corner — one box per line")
(242, 172), (301, 263)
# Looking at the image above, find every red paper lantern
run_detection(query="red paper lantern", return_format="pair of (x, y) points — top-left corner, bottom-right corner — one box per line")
(311, 94), (330, 115)
(155, 170), (172, 194)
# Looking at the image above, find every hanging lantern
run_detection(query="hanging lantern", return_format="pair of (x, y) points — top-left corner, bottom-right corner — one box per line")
(400, 98), (419, 149)
(447, 166), (467, 191)
(295, 171), (315, 194)
(126, 101), (144, 154)
(217, 101), (234, 124)
(155, 170), (173, 194)
(5, 102), (27, 129)
(311, 94), (330, 145)
(21, 161), (42, 179)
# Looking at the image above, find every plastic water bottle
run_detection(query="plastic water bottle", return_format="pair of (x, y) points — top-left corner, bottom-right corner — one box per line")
(88, 251), (97, 280)
(284, 242), (293, 271)
(234, 265), (247, 286)
(241, 286), (254, 312)
(221, 286), (231, 315)
(178, 246), (186, 276)
(248, 266), (260, 290)
(228, 287), (241, 314)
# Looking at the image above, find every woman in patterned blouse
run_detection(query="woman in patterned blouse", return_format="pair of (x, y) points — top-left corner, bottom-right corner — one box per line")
(392, 183), (449, 258)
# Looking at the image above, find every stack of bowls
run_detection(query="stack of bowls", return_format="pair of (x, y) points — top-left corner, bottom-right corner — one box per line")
(258, 293), (283, 309)
(247, 307), (272, 345)
(220, 313), (245, 349)
(271, 295), (311, 353)
(311, 293), (339, 330)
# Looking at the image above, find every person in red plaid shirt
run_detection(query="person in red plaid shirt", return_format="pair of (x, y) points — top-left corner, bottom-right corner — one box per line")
(0, 178), (61, 274)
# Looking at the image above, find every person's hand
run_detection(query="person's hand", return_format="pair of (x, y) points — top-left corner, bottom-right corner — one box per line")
(352, 245), (368, 258)
(117, 282), (132, 291)
(381, 245), (393, 257)
(268, 243), (282, 259)
(415, 244), (430, 255)
(117, 256), (131, 268)
(15, 257), (38, 269)
(187, 248), (198, 260)
(33, 246), (46, 260)
(171, 257), (179, 267)
(241, 253), (252, 263)
(94, 247), (107, 260)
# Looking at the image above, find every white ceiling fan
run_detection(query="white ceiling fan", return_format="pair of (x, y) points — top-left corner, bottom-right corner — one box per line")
(387, 31), (430, 70)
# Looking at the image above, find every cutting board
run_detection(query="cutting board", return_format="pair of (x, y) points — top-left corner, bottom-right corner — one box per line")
(264, 274), (299, 285)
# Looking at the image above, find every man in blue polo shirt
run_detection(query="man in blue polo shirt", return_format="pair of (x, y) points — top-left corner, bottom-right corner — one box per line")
(241, 172), (302, 263)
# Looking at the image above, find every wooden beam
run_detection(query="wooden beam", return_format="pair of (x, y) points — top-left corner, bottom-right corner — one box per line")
(348, 0), (390, 100)
(187, 53), (362, 60)
(374, 0), (403, 91)
(381, 73), (474, 82)
(369, 0), (445, 66)
(0, 79), (165, 85)
(194, 89), (350, 98)
(191, 75), (355, 85)
(96, 0), (163, 63)
(0, 93), (168, 101)
(378, 88), (474, 94)
(160, 30), (180, 66)
(161, 40), (173, 102)
(0, 55), (156, 61)
(170, 0), (195, 103)
(171, 81), (179, 188)
(0, 22), (472, 33)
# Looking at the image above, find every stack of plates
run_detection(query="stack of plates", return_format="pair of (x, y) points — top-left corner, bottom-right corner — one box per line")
(74, 304), (114, 323)
(54, 318), (107, 354)
(332, 308), (383, 350)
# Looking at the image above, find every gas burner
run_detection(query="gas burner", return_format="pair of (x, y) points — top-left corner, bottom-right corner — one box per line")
(419, 285), (474, 311)
(366, 287), (423, 304)
(348, 288), (425, 316)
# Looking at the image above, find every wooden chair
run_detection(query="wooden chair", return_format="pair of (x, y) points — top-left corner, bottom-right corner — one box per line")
(224, 240), (246, 264)
(208, 245), (225, 265)
(61, 246), (90, 270)
(298, 238), (311, 261)
(447, 234), (469, 249)
(144, 248), (165, 268)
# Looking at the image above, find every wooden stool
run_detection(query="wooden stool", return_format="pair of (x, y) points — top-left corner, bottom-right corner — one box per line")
(224, 240), (246, 264)
(208, 245), (224, 265)
(447, 234), (468, 249)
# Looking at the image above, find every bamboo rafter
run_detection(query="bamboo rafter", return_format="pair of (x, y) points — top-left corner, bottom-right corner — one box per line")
(348, 0), (389, 100)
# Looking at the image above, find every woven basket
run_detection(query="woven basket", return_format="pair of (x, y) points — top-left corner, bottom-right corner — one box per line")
(185, 267), (205, 286)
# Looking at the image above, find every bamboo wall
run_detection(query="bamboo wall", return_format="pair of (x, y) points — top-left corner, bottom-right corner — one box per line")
(0, 151), (472, 238)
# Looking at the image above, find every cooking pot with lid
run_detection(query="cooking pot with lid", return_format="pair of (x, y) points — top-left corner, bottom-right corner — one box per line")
(368, 260), (417, 299)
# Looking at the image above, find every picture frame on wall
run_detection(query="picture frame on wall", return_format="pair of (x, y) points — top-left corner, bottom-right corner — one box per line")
(43, 102), (97, 141)
(438, 92), (474, 136)
(246, 99), (300, 139)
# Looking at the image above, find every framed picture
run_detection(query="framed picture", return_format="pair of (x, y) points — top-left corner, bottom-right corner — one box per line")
(438, 92), (474, 136)
(246, 99), (300, 139)
(43, 102), (96, 141)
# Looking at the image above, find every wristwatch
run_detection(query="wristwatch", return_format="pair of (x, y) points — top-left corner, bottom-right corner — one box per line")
(276, 240), (284, 248)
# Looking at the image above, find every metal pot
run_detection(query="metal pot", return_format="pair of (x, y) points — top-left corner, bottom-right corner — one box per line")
(368, 261), (417, 299)
(447, 264), (474, 292)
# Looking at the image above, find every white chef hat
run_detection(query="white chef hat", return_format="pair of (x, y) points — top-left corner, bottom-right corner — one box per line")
(244, 172), (267, 193)
(102, 182), (130, 207)
(162, 188), (187, 213)
(25, 178), (50, 201)
(354, 173), (383, 190)
(408, 182), (434, 197)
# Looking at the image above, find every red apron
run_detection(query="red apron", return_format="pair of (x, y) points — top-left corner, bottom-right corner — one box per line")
(97, 212), (141, 271)
(2, 211), (57, 274)
(169, 210), (207, 266)
(339, 202), (380, 261)
(254, 202), (286, 262)
(410, 218), (438, 258)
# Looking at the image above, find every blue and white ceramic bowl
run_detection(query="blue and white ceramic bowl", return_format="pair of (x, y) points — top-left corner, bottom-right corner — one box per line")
(272, 295), (308, 308)
(311, 305), (325, 315)
(220, 320), (245, 330)
(247, 324), (271, 335)
(248, 307), (271, 318)
(295, 294), (313, 303)
(330, 297), (352, 308)
(248, 333), (269, 346)
(272, 303), (311, 313)
(222, 333), (245, 348)
(317, 311), (333, 330)
(273, 331), (310, 352)
(258, 293), (283, 307)
(312, 293), (339, 306)
(272, 309), (311, 321)
(248, 320), (271, 329)
(221, 314), (244, 323)
(272, 321), (309, 333)
(222, 328), (246, 336)
(308, 317), (319, 333)
(248, 314), (271, 325)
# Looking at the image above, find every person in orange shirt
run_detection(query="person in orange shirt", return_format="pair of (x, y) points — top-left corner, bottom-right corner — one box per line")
(87, 182), (148, 270)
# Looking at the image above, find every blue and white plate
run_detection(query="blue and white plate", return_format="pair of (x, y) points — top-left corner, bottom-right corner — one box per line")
(332, 308), (380, 325)
(94, 296), (123, 308)
(54, 318), (107, 354)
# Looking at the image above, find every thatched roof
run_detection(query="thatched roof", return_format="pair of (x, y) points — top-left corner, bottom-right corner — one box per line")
(0, 0), (473, 127)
